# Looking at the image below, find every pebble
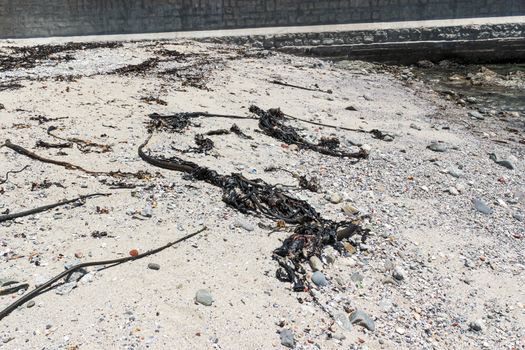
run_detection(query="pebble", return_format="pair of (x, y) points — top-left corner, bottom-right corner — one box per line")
(349, 309), (375, 331)
(195, 289), (213, 306)
(448, 168), (464, 178)
(468, 111), (485, 120)
(55, 282), (77, 295)
(141, 203), (153, 217)
(512, 212), (524, 222)
(409, 123), (421, 131)
(325, 192), (343, 204)
(473, 199), (493, 215)
(396, 327), (406, 335)
(280, 329), (295, 348)
(234, 218), (255, 231)
(26, 300), (35, 308)
(495, 159), (514, 170)
(427, 142), (447, 152)
(341, 203), (359, 215)
(148, 263), (160, 270)
(333, 312), (353, 331)
(311, 271), (328, 287)
(469, 320), (483, 332)
(309, 256), (323, 271)
(447, 187), (459, 196)
(392, 266), (406, 281)
(350, 272), (364, 283)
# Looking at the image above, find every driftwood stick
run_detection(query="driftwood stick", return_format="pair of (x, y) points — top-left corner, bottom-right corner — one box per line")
(0, 227), (207, 321)
(270, 80), (332, 94)
(0, 193), (111, 223)
(4, 139), (100, 174)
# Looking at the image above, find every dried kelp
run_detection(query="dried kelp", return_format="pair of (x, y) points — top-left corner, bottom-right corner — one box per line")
(111, 58), (158, 75)
(139, 111), (369, 291)
(0, 42), (122, 72)
(250, 105), (368, 159)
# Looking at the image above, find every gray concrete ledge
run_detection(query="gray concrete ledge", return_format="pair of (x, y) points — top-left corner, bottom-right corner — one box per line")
(1, 16), (524, 46)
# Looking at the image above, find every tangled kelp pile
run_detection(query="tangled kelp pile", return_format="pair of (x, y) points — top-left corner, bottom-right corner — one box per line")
(139, 106), (370, 291)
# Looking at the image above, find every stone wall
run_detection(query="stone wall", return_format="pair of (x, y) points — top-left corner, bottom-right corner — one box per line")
(1, 0), (524, 38)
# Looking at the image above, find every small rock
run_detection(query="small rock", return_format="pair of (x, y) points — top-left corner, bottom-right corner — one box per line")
(512, 212), (524, 222)
(469, 320), (483, 332)
(343, 242), (356, 254)
(148, 263), (160, 270)
(427, 142), (447, 152)
(489, 153), (515, 170)
(280, 329), (295, 348)
(392, 266), (406, 281)
(141, 203), (153, 217)
(26, 300), (35, 308)
(311, 271), (328, 287)
(341, 204), (359, 216)
(325, 192), (343, 204)
(409, 123), (421, 131)
(288, 144), (299, 152)
(448, 187), (459, 196)
(55, 282), (76, 295)
(345, 106), (357, 111)
(331, 331), (346, 341)
(234, 218), (255, 231)
(473, 199), (493, 215)
(195, 289), (213, 306)
(468, 111), (485, 120)
(350, 272), (363, 283)
(309, 256), (323, 272)
(349, 310), (375, 331)
(396, 327), (406, 335)
(333, 312), (352, 331)
(448, 168), (464, 178)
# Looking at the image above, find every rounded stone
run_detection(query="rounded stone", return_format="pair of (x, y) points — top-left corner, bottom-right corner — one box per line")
(195, 289), (213, 306)
(311, 271), (328, 287)
(147, 263), (160, 270)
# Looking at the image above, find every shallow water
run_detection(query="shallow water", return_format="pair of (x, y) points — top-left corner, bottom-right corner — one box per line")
(412, 63), (525, 115)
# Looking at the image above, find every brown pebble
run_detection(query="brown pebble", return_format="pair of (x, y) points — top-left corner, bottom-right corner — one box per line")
(129, 249), (139, 257)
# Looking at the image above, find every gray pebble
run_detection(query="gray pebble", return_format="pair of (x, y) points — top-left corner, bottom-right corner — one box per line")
(333, 312), (353, 331)
(148, 263), (160, 270)
(311, 271), (328, 287)
(350, 272), (364, 283)
(448, 168), (464, 178)
(513, 212), (524, 222)
(280, 329), (295, 348)
(26, 300), (35, 308)
(427, 142), (447, 152)
(495, 159), (514, 170)
(55, 282), (77, 295)
(473, 199), (493, 215)
(392, 266), (406, 281)
(141, 203), (153, 217)
(468, 111), (485, 120)
(349, 309), (376, 331)
(195, 289), (213, 306)
(469, 320), (483, 332)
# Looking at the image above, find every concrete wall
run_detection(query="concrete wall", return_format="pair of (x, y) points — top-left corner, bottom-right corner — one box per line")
(1, 0), (524, 38)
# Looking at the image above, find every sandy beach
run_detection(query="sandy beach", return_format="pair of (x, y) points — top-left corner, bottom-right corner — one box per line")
(0, 40), (523, 350)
